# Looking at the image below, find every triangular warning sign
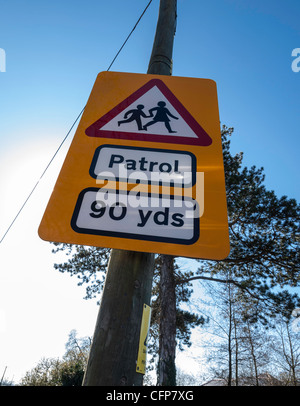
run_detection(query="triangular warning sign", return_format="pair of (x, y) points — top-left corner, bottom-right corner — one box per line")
(85, 79), (212, 146)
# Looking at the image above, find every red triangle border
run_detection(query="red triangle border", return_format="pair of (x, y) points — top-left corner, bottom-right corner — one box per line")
(85, 79), (212, 146)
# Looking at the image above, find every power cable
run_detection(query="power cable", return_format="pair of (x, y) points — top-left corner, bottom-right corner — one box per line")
(0, 0), (153, 244)
(107, 0), (153, 71)
(0, 107), (85, 244)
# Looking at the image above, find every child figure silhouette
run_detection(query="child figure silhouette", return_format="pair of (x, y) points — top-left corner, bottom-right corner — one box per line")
(118, 104), (149, 131)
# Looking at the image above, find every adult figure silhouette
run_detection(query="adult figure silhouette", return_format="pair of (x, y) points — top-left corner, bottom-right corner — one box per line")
(143, 101), (178, 133)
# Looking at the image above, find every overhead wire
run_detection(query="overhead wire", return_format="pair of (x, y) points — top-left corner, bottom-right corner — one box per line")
(0, 108), (85, 245)
(107, 0), (153, 71)
(0, 0), (153, 244)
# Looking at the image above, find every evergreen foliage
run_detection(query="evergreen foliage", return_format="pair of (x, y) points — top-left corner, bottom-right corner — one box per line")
(50, 125), (300, 384)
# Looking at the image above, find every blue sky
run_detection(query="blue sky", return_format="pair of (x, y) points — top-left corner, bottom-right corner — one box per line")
(1, 0), (299, 199)
(0, 0), (299, 383)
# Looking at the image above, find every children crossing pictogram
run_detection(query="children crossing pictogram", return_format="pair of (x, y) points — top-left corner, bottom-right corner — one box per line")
(118, 101), (179, 133)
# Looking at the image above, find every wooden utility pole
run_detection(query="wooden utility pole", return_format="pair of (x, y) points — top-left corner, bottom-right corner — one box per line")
(82, 250), (155, 386)
(147, 0), (177, 76)
(82, 0), (177, 386)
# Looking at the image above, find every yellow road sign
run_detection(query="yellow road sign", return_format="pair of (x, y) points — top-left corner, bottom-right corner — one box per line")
(38, 71), (230, 260)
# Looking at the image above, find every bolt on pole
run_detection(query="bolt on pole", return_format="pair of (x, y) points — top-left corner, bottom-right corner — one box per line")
(82, 0), (177, 386)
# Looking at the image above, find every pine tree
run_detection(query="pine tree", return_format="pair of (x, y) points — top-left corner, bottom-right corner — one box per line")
(51, 125), (300, 385)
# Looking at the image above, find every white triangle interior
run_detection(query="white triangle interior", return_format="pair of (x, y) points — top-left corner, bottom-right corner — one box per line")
(100, 86), (198, 138)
